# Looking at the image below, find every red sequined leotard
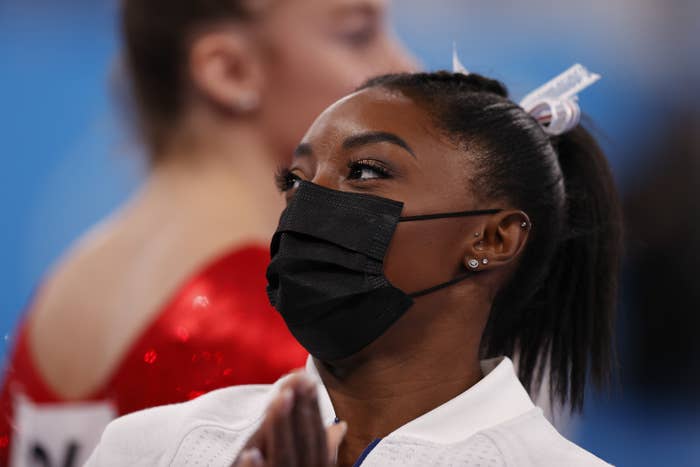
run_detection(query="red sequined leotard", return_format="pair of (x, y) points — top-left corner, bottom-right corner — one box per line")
(0, 245), (308, 465)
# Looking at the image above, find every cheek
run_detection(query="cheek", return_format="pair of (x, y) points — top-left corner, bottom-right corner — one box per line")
(383, 222), (464, 293)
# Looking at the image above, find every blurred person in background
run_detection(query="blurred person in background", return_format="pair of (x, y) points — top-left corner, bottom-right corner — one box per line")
(0, 0), (415, 464)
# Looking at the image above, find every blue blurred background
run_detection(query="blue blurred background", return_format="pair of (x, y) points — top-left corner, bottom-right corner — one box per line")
(1, 0), (699, 465)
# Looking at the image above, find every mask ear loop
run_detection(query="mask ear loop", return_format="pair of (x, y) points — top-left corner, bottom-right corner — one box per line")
(399, 208), (502, 298)
(408, 272), (475, 299)
(399, 208), (502, 222)
(400, 211), (527, 298)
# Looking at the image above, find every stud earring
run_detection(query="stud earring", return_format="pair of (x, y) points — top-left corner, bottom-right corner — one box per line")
(468, 258), (480, 269)
(482, 258), (489, 265)
(474, 232), (480, 238)
(233, 93), (260, 113)
(521, 222), (528, 229)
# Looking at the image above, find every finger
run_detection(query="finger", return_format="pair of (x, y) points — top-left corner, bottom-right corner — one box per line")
(290, 382), (309, 466)
(241, 424), (266, 453)
(250, 374), (307, 458)
(257, 388), (290, 457)
(304, 382), (329, 466)
(235, 448), (265, 467)
(293, 377), (323, 467)
(258, 373), (312, 466)
(242, 393), (286, 456)
(267, 387), (298, 467)
(326, 421), (348, 465)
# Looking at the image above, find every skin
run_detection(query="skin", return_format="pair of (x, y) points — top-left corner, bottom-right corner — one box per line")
(237, 373), (348, 467)
(234, 88), (531, 466)
(27, 0), (416, 400)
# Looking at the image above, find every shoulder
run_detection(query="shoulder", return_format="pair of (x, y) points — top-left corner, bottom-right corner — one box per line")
(86, 383), (274, 467)
(483, 409), (613, 467)
(190, 244), (270, 292)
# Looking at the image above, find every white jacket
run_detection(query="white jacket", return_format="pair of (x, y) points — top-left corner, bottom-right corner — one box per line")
(86, 357), (611, 467)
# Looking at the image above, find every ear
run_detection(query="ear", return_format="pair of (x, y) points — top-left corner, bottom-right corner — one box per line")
(462, 210), (531, 271)
(188, 28), (264, 114)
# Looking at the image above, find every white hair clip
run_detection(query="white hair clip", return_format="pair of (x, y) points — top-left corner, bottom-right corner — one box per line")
(519, 64), (601, 136)
(452, 42), (470, 75)
(451, 47), (600, 136)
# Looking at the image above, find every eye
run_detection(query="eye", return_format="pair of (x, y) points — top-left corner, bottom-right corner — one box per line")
(347, 159), (390, 181)
(335, 10), (380, 50)
(275, 168), (302, 192)
(338, 25), (377, 48)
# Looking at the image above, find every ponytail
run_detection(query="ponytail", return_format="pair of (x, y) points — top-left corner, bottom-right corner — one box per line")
(507, 126), (622, 411)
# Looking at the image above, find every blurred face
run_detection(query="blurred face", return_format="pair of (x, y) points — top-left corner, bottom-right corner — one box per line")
(256, 0), (418, 163)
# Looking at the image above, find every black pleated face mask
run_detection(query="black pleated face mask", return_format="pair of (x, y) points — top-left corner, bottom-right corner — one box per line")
(266, 181), (500, 362)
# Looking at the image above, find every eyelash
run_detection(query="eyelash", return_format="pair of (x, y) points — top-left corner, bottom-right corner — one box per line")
(275, 168), (301, 193)
(274, 159), (391, 193)
(347, 158), (391, 180)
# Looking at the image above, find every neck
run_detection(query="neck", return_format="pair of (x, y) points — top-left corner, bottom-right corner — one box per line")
(142, 119), (285, 237)
(315, 293), (488, 467)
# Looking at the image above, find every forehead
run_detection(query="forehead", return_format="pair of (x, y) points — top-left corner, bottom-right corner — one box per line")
(299, 86), (479, 207)
(301, 87), (443, 150)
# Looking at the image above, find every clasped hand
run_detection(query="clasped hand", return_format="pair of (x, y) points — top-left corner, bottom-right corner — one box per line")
(233, 373), (347, 467)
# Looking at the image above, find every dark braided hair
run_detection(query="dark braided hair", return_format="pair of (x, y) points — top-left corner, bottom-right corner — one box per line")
(360, 71), (622, 411)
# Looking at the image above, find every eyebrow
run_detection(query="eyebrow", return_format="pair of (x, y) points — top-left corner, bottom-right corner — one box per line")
(342, 131), (416, 158)
(331, 0), (382, 18)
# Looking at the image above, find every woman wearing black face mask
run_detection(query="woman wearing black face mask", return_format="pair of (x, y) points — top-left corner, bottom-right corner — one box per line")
(86, 69), (621, 467)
